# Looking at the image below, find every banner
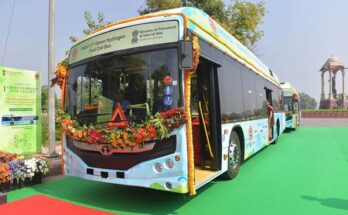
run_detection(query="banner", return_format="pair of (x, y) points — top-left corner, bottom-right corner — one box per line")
(69, 20), (179, 64)
(0, 66), (42, 155)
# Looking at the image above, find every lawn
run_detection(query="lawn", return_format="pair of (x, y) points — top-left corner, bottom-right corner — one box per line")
(7, 127), (348, 215)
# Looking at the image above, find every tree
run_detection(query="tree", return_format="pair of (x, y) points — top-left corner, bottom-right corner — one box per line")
(41, 85), (49, 112)
(42, 85), (59, 112)
(299, 92), (318, 109)
(138, 0), (266, 49)
(70, 11), (111, 43)
(138, 0), (182, 15)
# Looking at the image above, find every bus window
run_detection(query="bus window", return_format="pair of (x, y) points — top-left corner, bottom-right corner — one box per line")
(68, 48), (180, 124)
(218, 60), (244, 123)
(13, 117), (22, 121)
(242, 68), (257, 120)
(255, 76), (267, 118)
(2, 117), (11, 121)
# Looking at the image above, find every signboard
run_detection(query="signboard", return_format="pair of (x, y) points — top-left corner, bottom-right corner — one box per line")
(0, 66), (42, 155)
(283, 89), (293, 97)
(69, 21), (179, 64)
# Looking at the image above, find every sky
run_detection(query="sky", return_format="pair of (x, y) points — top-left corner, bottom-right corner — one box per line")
(1, 0), (348, 102)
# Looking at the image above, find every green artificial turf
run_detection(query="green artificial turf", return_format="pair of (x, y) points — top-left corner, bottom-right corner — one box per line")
(7, 127), (348, 215)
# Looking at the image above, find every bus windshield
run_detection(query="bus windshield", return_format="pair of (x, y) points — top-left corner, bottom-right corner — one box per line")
(66, 48), (181, 125)
(283, 96), (293, 111)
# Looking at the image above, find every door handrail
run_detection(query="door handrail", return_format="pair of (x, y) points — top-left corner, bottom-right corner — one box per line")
(199, 101), (214, 158)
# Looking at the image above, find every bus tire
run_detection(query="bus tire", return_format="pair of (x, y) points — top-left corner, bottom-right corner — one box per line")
(10, 121), (14, 126)
(272, 120), (280, 145)
(222, 131), (241, 180)
(30, 120), (34, 124)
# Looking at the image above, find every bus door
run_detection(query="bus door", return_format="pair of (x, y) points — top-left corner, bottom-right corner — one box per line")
(192, 58), (221, 171)
(265, 88), (274, 140)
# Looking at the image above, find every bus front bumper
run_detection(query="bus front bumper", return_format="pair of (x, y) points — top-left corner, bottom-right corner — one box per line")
(63, 143), (189, 194)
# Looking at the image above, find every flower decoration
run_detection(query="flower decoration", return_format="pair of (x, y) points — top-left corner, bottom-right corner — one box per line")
(8, 159), (29, 182)
(161, 108), (186, 130)
(25, 158), (49, 175)
(0, 151), (23, 163)
(51, 59), (69, 89)
(36, 158), (49, 175)
(0, 163), (11, 184)
(57, 108), (186, 149)
(1, 151), (49, 184)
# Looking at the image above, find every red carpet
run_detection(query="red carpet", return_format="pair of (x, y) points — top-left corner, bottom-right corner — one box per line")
(0, 195), (115, 215)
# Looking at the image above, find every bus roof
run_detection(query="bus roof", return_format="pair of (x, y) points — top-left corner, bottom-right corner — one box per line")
(156, 7), (280, 85)
(281, 82), (299, 97)
(71, 7), (280, 86)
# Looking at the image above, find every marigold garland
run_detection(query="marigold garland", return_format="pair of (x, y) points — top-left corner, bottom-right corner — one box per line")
(185, 34), (200, 196)
(57, 108), (186, 149)
(51, 59), (69, 89)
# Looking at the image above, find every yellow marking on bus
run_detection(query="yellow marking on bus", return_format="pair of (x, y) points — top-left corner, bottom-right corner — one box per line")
(199, 101), (214, 158)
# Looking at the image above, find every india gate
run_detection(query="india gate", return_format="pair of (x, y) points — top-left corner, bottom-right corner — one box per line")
(319, 56), (347, 109)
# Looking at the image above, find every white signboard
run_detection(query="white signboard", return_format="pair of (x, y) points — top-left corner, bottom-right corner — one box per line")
(69, 21), (179, 64)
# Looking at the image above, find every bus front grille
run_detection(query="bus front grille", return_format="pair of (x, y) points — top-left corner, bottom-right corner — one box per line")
(65, 135), (176, 170)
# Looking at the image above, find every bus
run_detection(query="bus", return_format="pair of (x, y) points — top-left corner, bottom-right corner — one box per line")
(61, 7), (285, 195)
(281, 82), (301, 129)
(1, 114), (39, 126)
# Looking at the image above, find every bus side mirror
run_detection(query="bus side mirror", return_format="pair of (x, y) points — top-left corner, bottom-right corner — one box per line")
(179, 41), (194, 70)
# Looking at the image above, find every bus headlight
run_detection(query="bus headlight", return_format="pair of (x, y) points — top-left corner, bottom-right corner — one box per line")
(154, 162), (162, 173)
(165, 159), (174, 169)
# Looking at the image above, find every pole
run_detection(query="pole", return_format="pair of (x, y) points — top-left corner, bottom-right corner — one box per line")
(47, 0), (58, 157)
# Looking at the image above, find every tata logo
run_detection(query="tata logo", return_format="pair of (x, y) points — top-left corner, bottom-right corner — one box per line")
(100, 145), (112, 156)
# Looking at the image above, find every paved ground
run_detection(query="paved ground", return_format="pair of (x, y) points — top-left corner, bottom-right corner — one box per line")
(7, 127), (348, 215)
(301, 118), (348, 127)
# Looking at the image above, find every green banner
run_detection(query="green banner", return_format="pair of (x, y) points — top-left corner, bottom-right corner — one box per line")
(0, 66), (42, 155)
(69, 20), (179, 64)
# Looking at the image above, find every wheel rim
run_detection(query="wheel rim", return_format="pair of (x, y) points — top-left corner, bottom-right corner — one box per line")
(228, 139), (240, 169)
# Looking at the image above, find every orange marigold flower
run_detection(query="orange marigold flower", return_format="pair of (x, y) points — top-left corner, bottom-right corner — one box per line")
(141, 132), (148, 138)
(62, 119), (73, 126)
(123, 132), (128, 139)
(78, 130), (83, 138)
(111, 140), (118, 147)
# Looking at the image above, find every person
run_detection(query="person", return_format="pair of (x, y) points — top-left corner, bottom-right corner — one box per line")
(113, 89), (131, 113)
(124, 75), (146, 104)
(267, 101), (274, 141)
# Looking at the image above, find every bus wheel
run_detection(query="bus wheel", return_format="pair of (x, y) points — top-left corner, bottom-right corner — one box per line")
(30, 120), (34, 124)
(222, 131), (241, 180)
(10, 121), (14, 126)
(272, 121), (280, 145)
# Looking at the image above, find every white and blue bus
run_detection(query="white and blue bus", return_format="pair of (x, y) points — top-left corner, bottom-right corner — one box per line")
(62, 7), (285, 195)
(1, 114), (39, 126)
(281, 82), (301, 129)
